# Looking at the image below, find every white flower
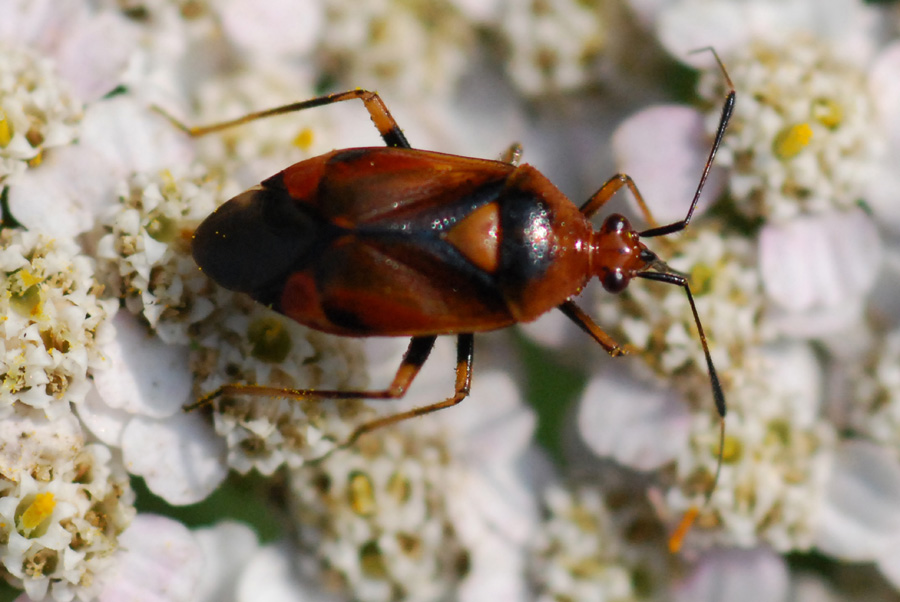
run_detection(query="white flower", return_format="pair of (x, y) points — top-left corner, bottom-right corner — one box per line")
(217, 0), (323, 61)
(316, 0), (477, 97)
(96, 514), (202, 602)
(578, 363), (692, 471)
(0, 229), (116, 420)
(759, 208), (881, 338)
(672, 546), (789, 602)
(87, 168), (369, 501)
(0, 412), (135, 602)
(850, 327), (900, 450)
(648, 0), (881, 69)
(0, 0), (136, 102)
(0, 44), (82, 182)
(7, 95), (193, 238)
(669, 343), (835, 552)
(610, 105), (727, 225)
(496, 0), (615, 95)
(0, 0), (137, 184)
(530, 483), (640, 602)
(692, 36), (885, 223)
(288, 338), (539, 601)
(611, 45), (888, 338)
(593, 225), (764, 392)
(814, 441), (900, 594)
(193, 521), (261, 602)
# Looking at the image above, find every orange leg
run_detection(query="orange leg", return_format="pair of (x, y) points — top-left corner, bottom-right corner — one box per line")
(558, 300), (626, 357)
(579, 173), (661, 229)
(189, 334), (475, 449)
(155, 88), (411, 148)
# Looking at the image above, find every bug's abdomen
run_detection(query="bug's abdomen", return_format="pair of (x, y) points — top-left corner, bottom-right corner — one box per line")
(191, 186), (330, 304)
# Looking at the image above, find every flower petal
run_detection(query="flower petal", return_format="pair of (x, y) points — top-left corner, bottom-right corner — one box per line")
(673, 546), (789, 602)
(76, 386), (130, 447)
(759, 208), (881, 313)
(7, 145), (119, 237)
(194, 521), (260, 602)
(93, 312), (192, 418)
(578, 366), (690, 470)
(219, 0), (323, 58)
(80, 96), (194, 175)
(876, 534), (900, 592)
(869, 41), (900, 138)
(236, 541), (333, 602)
(54, 11), (137, 101)
(815, 441), (900, 561)
(98, 514), (202, 602)
(612, 105), (724, 224)
(122, 413), (227, 505)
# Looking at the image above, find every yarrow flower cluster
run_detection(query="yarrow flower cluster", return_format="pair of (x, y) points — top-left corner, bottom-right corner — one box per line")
(0, 413), (135, 602)
(0, 230), (116, 419)
(530, 482), (645, 602)
(93, 168), (369, 475)
(4, 0), (900, 600)
(695, 36), (883, 222)
(317, 0), (476, 97)
(597, 225), (764, 394)
(289, 430), (471, 602)
(0, 229), (134, 601)
(496, 0), (615, 95)
(0, 44), (82, 182)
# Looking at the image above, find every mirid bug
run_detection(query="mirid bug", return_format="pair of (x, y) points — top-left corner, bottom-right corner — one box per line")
(161, 52), (734, 543)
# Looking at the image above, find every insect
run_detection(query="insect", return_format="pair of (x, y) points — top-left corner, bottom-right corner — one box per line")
(163, 53), (734, 538)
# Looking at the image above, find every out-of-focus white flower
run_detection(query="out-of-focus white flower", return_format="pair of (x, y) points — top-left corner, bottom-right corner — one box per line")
(672, 546), (789, 602)
(193, 521), (261, 602)
(218, 0), (323, 61)
(579, 363), (692, 471)
(496, 0), (615, 95)
(815, 441), (900, 588)
(529, 483), (640, 602)
(0, 45), (82, 183)
(96, 514), (201, 602)
(235, 539), (344, 602)
(759, 208), (881, 338)
(864, 42), (900, 235)
(648, 0), (881, 69)
(0, 0), (136, 102)
(182, 67), (332, 190)
(316, 0), (477, 97)
(611, 105), (727, 225)
(671, 343), (834, 552)
(851, 327), (900, 451)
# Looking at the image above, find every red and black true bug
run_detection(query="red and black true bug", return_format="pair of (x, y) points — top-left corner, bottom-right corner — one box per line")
(165, 55), (734, 508)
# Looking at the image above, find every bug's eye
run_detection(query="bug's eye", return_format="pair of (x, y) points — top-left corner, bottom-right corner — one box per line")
(601, 269), (628, 293)
(601, 214), (629, 235)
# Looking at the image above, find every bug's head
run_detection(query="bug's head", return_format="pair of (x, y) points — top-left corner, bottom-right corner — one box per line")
(192, 187), (315, 297)
(590, 213), (663, 293)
